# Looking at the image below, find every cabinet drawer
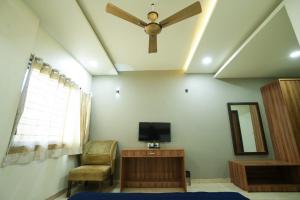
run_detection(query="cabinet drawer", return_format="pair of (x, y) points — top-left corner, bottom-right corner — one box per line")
(146, 150), (161, 156)
(122, 150), (146, 157)
(160, 150), (184, 157)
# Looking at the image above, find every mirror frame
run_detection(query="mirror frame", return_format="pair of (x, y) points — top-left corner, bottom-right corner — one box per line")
(227, 102), (268, 155)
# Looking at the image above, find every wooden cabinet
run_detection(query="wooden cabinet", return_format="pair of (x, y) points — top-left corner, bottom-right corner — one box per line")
(261, 79), (300, 162)
(229, 160), (300, 192)
(120, 149), (186, 192)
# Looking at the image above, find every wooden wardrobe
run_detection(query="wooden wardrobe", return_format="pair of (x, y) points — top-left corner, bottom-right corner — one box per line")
(261, 79), (300, 163)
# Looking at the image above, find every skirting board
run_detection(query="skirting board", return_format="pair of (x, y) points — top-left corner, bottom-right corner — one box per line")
(47, 179), (230, 187)
(113, 178), (230, 184)
(46, 188), (67, 200)
(191, 178), (230, 183)
(114, 178), (230, 184)
(46, 179), (230, 199)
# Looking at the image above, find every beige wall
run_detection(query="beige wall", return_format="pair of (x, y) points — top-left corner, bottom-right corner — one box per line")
(0, 0), (91, 199)
(91, 71), (274, 179)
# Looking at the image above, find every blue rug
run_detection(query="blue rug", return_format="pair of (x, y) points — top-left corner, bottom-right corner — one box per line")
(69, 192), (249, 200)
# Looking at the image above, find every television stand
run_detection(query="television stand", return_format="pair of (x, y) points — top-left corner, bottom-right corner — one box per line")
(120, 149), (186, 192)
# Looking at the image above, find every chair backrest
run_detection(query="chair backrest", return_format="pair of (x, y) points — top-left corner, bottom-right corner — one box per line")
(81, 140), (117, 165)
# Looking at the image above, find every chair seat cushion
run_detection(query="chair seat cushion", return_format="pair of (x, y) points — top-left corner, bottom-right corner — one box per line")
(69, 165), (111, 181)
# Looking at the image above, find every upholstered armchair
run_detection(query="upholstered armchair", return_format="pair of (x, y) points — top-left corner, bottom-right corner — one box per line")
(67, 140), (118, 197)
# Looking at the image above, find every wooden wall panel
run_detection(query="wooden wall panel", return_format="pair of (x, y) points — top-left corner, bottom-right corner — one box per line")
(249, 105), (265, 152)
(261, 80), (300, 162)
(280, 80), (300, 156)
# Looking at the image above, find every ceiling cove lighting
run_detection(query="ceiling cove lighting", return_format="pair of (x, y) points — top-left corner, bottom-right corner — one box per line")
(183, 0), (218, 71)
(213, 2), (284, 78)
(202, 56), (212, 65)
(289, 50), (300, 58)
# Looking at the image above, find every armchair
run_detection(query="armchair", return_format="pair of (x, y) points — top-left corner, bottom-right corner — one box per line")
(67, 140), (117, 197)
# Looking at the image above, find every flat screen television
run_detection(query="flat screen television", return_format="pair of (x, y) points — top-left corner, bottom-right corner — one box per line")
(138, 122), (171, 142)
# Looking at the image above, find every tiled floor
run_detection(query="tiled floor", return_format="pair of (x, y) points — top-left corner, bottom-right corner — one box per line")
(56, 181), (300, 200)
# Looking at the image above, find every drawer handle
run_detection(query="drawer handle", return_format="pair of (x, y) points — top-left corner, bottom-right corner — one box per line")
(148, 152), (156, 155)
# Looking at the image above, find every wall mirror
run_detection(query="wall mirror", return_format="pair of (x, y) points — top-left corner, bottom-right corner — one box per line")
(227, 102), (268, 155)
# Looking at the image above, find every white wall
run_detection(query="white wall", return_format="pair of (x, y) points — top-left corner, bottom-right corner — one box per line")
(0, 0), (39, 160)
(33, 27), (91, 92)
(0, 0), (91, 199)
(91, 71), (274, 179)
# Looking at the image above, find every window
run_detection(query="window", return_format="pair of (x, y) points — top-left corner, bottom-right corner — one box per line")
(3, 57), (82, 165)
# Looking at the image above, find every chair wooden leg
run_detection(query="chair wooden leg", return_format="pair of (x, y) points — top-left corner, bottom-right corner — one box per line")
(66, 181), (72, 197)
(110, 174), (113, 186)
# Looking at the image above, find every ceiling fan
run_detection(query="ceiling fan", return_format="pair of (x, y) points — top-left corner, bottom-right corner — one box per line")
(106, 1), (202, 53)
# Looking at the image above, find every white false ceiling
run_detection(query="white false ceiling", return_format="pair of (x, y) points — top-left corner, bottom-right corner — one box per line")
(24, 0), (117, 75)
(186, 0), (282, 73)
(77, 0), (210, 71)
(24, 0), (300, 78)
(215, 6), (300, 78)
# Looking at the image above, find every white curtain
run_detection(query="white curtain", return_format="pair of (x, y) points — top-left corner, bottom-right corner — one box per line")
(80, 91), (92, 147)
(2, 57), (82, 166)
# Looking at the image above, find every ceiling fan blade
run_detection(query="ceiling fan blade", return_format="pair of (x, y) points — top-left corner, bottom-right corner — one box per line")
(106, 3), (147, 28)
(149, 35), (157, 53)
(159, 1), (202, 28)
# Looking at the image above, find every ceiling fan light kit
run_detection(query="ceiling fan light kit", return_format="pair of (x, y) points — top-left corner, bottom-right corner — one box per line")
(106, 1), (202, 53)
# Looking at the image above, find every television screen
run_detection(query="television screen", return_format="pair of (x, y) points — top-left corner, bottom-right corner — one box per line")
(138, 122), (171, 142)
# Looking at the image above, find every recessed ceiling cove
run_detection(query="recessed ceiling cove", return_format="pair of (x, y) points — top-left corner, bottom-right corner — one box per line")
(215, 7), (300, 78)
(186, 0), (282, 74)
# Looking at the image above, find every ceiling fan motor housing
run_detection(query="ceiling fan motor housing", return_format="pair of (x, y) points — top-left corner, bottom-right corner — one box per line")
(144, 23), (162, 35)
